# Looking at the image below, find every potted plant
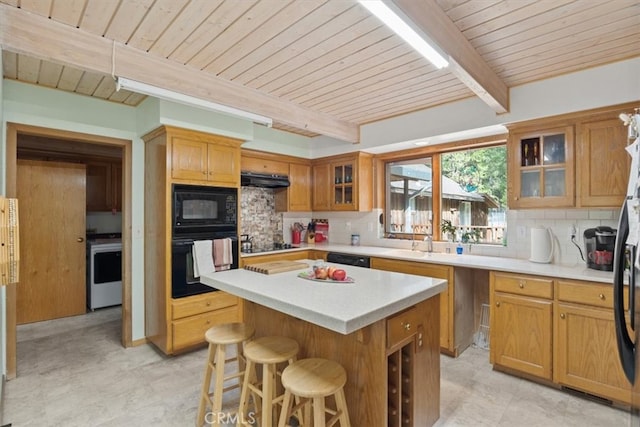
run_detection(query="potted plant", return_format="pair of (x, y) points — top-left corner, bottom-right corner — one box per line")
(440, 220), (457, 242)
(461, 229), (482, 246)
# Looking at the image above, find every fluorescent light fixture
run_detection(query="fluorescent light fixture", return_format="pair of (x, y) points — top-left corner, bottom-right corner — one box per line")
(413, 124), (507, 146)
(116, 77), (273, 127)
(358, 0), (448, 69)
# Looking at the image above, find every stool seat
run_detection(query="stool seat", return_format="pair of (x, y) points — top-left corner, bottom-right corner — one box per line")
(238, 336), (300, 426)
(278, 358), (351, 427)
(244, 336), (300, 364)
(281, 358), (346, 398)
(205, 322), (254, 345)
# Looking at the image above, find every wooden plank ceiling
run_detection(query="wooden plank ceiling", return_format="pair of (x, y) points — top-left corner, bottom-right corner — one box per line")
(1, 0), (639, 142)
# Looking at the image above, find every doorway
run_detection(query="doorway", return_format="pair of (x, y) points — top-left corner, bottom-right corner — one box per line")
(5, 123), (133, 379)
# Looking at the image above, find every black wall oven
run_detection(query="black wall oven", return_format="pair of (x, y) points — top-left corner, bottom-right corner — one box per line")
(171, 233), (238, 298)
(171, 184), (239, 298)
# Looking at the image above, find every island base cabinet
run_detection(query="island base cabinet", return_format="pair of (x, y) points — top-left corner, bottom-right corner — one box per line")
(388, 342), (417, 427)
(554, 303), (631, 404)
(243, 295), (441, 426)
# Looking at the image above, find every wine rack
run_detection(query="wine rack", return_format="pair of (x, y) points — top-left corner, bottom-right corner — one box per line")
(388, 341), (414, 426)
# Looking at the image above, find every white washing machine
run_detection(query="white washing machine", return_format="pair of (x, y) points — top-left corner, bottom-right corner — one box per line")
(87, 239), (122, 310)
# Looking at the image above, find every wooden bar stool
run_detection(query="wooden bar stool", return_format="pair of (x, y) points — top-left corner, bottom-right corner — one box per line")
(237, 336), (300, 426)
(197, 322), (255, 426)
(277, 358), (351, 427)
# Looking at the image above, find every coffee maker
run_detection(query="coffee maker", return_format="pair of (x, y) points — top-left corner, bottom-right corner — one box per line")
(584, 226), (616, 271)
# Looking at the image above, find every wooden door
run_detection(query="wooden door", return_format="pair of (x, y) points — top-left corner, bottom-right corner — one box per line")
(577, 118), (629, 207)
(171, 137), (208, 181)
(17, 160), (87, 324)
(491, 292), (552, 380)
(312, 163), (331, 210)
(207, 142), (240, 186)
(554, 303), (631, 404)
(288, 163), (311, 211)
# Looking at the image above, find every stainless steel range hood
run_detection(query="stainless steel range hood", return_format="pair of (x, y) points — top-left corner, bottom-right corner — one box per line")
(241, 171), (290, 188)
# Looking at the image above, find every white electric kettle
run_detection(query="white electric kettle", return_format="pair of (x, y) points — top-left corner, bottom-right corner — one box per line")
(529, 227), (554, 263)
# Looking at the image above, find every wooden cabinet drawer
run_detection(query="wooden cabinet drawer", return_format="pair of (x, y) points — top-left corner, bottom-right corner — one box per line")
(172, 305), (240, 351)
(241, 156), (289, 175)
(172, 291), (239, 320)
(557, 280), (628, 309)
(493, 273), (553, 299)
(387, 306), (421, 349)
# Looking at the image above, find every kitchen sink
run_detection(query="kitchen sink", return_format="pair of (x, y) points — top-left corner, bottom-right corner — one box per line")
(383, 249), (429, 258)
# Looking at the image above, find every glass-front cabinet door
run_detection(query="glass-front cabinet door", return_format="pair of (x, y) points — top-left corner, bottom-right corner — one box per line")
(510, 126), (574, 208)
(332, 162), (355, 209)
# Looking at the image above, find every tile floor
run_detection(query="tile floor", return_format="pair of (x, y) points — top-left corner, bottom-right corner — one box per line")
(1, 307), (629, 426)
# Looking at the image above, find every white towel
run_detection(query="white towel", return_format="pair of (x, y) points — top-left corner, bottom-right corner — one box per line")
(192, 240), (215, 277)
(213, 238), (233, 272)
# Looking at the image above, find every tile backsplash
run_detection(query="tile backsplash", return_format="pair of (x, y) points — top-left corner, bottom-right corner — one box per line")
(282, 208), (620, 267)
(240, 187), (284, 248)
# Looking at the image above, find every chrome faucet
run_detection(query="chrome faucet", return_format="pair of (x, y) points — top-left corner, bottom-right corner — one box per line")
(411, 226), (419, 251)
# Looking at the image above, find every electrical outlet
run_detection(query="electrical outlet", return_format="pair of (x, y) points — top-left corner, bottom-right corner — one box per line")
(517, 226), (526, 239)
(569, 224), (577, 239)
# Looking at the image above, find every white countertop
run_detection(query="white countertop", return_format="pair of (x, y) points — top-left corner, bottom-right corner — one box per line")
(200, 260), (447, 335)
(242, 244), (616, 285)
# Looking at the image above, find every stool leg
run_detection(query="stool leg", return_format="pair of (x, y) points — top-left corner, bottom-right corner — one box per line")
(334, 389), (351, 427)
(262, 363), (276, 427)
(313, 397), (326, 427)
(277, 389), (293, 427)
(212, 344), (227, 423)
(197, 343), (217, 426)
(237, 359), (254, 427)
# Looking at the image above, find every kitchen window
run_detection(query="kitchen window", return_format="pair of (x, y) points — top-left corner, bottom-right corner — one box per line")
(384, 142), (507, 244)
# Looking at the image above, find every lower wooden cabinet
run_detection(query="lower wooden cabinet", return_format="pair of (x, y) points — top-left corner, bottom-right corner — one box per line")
(371, 258), (457, 354)
(554, 280), (631, 404)
(490, 272), (632, 405)
(170, 291), (241, 353)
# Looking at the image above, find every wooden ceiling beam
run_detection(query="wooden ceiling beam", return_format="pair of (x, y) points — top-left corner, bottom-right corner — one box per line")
(390, 0), (509, 114)
(0, 4), (360, 143)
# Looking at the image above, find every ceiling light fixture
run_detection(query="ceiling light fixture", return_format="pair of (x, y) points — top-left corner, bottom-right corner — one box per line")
(116, 77), (273, 127)
(358, 0), (448, 69)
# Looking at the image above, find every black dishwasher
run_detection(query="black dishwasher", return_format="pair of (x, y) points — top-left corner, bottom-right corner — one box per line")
(326, 252), (370, 268)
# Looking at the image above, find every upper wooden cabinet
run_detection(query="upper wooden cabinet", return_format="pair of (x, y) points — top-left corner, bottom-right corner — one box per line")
(507, 103), (635, 209)
(169, 127), (242, 187)
(241, 156), (289, 176)
(508, 125), (575, 209)
(577, 117), (630, 207)
(241, 149), (312, 212)
(279, 162), (312, 212)
(86, 160), (122, 212)
(312, 152), (373, 211)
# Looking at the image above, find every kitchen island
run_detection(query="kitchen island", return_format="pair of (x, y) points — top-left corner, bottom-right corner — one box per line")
(201, 260), (447, 426)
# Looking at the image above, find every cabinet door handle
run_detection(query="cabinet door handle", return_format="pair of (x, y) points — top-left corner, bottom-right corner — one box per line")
(519, 281), (525, 288)
(598, 293), (605, 300)
(560, 313), (566, 319)
(496, 302), (501, 307)
(402, 322), (411, 331)
(77, 237), (84, 242)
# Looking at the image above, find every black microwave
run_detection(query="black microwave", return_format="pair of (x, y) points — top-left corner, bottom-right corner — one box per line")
(172, 184), (237, 236)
